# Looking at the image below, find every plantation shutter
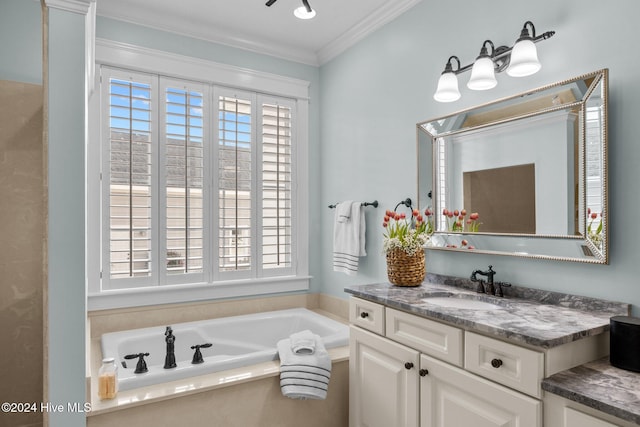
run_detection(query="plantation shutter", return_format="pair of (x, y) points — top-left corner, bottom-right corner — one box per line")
(261, 101), (293, 271)
(106, 72), (155, 280)
(217, 93), (253, 273)
(162, 81), (206, 277)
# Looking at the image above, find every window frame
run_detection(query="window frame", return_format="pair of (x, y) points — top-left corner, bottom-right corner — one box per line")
(88, 40), (310, 310)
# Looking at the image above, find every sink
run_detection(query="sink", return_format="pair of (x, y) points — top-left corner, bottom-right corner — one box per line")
(420, 296), (504, 310)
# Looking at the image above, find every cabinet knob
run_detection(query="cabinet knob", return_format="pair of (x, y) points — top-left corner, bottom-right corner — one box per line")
(360, 312), (369, 319)
(419, 369), (429, 376)
(404, 362), (414, 370)
(491, 358), (503, 368)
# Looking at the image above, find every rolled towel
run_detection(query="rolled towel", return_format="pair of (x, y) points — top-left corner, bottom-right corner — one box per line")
(277, 334), (331, 400)
(290, 330), (316, 355)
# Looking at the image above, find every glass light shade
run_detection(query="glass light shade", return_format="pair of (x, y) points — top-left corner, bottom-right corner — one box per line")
(433, 72), (461, 102)
(467, 57), (497, 90)
(294, 6), (316, 19)
(506, 39), (541, 77)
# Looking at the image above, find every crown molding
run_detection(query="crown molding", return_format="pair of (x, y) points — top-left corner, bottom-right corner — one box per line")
(317, 0), (422, 64)
(44, 0), (93, 15)
(96, 11), (320, 66)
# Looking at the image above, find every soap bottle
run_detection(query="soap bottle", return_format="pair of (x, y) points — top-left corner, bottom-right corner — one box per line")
(98, 357), (118, 399)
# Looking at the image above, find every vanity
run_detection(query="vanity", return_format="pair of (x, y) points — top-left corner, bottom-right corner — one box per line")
(345, 273), (633, 427)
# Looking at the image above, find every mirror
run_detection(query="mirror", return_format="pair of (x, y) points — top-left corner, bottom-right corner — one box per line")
(417, 69), (608, 263)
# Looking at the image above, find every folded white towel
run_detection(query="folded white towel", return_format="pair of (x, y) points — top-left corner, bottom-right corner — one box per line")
(277, 334), (331, 400)
(333, 201), (366, 275)
(335, 200), (353, 223)
(290, 330), (316, 355)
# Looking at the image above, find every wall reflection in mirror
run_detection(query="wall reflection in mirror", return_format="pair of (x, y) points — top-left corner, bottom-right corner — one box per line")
(417, 69), (608, 263)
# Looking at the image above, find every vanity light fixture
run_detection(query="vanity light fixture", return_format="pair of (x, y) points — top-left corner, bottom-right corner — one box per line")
(433, 21), (554, 102)
(266, 0), (316, 20)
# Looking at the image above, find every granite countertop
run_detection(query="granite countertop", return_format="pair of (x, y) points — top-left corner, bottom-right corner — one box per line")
(344, 273), (629, 349)
(542, 357), (640, 424)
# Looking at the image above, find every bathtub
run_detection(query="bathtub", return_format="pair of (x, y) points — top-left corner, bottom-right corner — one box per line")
(100, 308), (349, 391)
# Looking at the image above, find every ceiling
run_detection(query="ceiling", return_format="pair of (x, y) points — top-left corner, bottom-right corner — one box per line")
(96, 0), (422, 66)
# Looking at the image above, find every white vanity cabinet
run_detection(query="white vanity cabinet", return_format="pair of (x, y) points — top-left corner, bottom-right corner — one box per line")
(350, 326), (420, 427)
(420, 353), (540, 427)
(544, 393), (637, 427)
(349, 297), (543, 427)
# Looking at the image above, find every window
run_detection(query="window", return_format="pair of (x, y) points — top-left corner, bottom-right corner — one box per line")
(97, 65), (301, 298)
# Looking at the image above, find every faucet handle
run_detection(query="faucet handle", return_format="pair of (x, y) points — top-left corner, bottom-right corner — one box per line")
(475, 279), (486, 293)
(191, 343), (213, 364)
(494, 282), (512, 297)
(124, 352), (150, 373)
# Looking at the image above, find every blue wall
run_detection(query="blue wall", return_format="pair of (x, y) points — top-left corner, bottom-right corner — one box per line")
(0, 0), (42, 83)
(319, 0), (640, 313)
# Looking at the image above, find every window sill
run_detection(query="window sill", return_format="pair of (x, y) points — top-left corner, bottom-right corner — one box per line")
(87, 276), (311, 311)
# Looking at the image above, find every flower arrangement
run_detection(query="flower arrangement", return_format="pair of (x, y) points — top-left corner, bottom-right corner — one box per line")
(382, 208), (432, 256)
(442, 208), (481, 232)
(587, 208), (603, 249)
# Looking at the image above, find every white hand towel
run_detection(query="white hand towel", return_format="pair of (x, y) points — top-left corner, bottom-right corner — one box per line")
(290, 330), (316, 355)
(335, 200), (353, 223)
(278, 334), (331, 400)
(333, 202), (367, 275)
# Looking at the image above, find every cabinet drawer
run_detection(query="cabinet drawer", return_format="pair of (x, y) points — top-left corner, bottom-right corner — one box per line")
(465, 331), (544, 398)
(349, 297), (385, 335)
(386, 307), (463, 367)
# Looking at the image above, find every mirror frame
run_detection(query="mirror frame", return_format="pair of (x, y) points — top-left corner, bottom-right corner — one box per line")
(417, 69), (609, 264)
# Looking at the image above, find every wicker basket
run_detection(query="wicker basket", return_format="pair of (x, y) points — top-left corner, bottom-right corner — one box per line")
(386, 248), (425, 287)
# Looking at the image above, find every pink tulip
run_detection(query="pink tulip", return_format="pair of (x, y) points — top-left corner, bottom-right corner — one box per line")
(458, 215), (464, 221)
(468, 245), (475, 250)
(453, 210), (459, 216)
(417, 215), (423, 222)
(384, 215), (390, 222)
(382, 221), (388, 227)
(587, 208), (591, 215)
(400, 212), (406, 219)
(470, 212), (479, 220)
(412, 209), (419, 217)
(443, 208), (449, 216)
(591, 213), (597, 219)
(425, 208), (432, 216)
(461, 239), (468, 246)
(447, 212), (454, 218)
(461, 209), (467, 216)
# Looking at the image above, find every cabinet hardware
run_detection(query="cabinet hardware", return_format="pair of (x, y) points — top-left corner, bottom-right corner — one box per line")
(419, 369), (429, 376)
(360, 312), (369, 318)
(404, 362), (414, 370)
(491, 358), (503, 368)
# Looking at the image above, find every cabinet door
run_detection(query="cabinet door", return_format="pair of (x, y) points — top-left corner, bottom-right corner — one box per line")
(350, 326), (420, 427)
(420, 354), (541, 427)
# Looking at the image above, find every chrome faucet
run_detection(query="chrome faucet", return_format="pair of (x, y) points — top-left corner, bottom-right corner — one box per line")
(471, 265), (496, 295)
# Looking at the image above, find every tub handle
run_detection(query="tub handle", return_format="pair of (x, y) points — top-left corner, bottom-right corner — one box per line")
(124, 352), (150, 374)
(191, 343), (213, 364)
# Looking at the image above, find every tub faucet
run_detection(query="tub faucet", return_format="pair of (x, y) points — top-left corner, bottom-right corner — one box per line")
(471, 265), (496, 295)
(164, 326), (177, 369)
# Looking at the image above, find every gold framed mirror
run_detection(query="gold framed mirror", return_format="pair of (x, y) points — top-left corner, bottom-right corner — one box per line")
(417, 69), (608, 263)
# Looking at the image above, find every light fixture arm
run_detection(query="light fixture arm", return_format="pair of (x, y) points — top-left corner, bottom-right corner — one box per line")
(444, 24), (555, 76)
(442, 56), (461, 74)
(302, 0), (312, 13)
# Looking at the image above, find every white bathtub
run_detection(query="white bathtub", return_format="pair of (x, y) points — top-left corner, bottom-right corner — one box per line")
(100, 308), (349, 391)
